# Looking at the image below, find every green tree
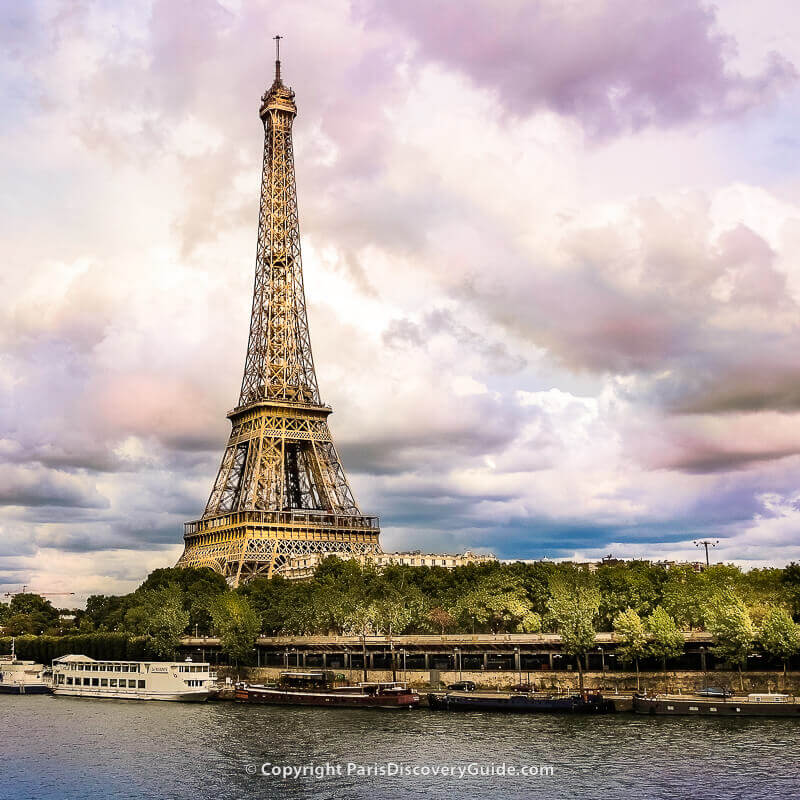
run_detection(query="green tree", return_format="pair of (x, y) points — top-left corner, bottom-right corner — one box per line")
(741, 567), (793, 611)
(342, 601), (379, 681)
(239, 575), (298, 635)
(123, 584), (189, 658)
(660, 565), (705, 630)
(596, 562), (664, 630)
(374, 587), (424, 637)
(210, 593), (260, 667)
(132, 567), (228, 636)
(84, 594), (132, 632)
(704, 591), (754, 691)
(547, 575), (600, 692)
(613, 608), (649, 691)
(645, 606), (684, 675)
(3, 614), (40, 636)
(454, 574), (540, 634)
(781, 562), (800, 621)
(758, 606), (800, 677)
(3, 594), (60, 635)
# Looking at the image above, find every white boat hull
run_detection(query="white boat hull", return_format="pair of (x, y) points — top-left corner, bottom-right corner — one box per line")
(53, 687), (209, 702)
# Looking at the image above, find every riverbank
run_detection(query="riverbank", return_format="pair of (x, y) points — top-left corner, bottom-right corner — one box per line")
(213, 666), (800, 694)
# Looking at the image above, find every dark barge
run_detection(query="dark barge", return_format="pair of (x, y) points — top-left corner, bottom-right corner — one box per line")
(428, 690), (615, 713)
(235, 671), (419, 709)
(633, 693), (800, 717)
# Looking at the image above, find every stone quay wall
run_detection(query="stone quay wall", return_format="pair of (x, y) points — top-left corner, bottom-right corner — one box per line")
(215, 666), (800, 695)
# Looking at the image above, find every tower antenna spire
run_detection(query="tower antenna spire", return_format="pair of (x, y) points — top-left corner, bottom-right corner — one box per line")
(273, 34), (282, 81)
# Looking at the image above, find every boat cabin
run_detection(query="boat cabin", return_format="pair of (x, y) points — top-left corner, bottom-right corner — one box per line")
(278, 671), (339, 689)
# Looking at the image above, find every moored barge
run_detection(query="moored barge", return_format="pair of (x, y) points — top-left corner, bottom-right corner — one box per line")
(428, 690), (615, 713)
(235, 670), (419, 709)
(634, 693), (800, 717)
(0, 641), (51, 695)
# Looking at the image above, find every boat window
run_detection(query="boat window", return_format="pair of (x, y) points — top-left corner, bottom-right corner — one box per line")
(138, 680), (146, 689)
(101, 679), (108, 687)
(109, 679), (117, 687)
(83, 678), (91, 686)
(66, 677), (73, 686)
(92, 678), (99, 687)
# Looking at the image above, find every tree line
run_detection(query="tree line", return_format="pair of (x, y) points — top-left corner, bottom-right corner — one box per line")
(2, 558), (800, 673)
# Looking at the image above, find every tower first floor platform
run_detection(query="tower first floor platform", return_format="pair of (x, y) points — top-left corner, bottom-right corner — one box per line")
(176, 509), (381, 585)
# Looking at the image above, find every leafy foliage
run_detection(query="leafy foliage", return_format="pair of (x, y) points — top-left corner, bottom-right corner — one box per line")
(757, 606), (800, 668)
(1, 594), (60, 635)
(123, 584), (189, 658)
(613, 608), (649, 668)
(209, 593), (260, 665)
(705, 591), (755, 669)
(547, 574), (600, 663)
(645, 606), (684, 670)
(4, 558), (800, 675)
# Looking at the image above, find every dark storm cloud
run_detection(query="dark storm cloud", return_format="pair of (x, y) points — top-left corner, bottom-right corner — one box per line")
(675, 364), (800, 415)
(0, 467), (109, 510)
(337, 391), (536, 475)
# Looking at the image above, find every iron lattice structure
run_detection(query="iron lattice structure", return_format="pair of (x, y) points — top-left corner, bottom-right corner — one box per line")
(177, 49), (381, 585)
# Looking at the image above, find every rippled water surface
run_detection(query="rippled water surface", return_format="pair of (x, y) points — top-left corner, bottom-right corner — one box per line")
(2, 695), (799, 799)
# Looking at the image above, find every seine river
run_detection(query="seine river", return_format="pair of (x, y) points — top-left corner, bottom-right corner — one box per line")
(2, 695), (799, 799)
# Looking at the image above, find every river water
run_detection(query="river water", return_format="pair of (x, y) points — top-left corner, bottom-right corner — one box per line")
(1, 695), (799, 800)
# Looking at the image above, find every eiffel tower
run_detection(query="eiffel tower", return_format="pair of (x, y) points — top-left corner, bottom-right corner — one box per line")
(177, 39), (381, 585)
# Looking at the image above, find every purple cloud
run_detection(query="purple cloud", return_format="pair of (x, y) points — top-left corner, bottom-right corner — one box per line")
(359, 0), (797, 136)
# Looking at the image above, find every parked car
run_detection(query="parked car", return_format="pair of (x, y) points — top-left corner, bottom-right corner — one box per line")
(697, 687), (733, 698)
(446, 681), (476, 692)
(510, 683), (534, 693)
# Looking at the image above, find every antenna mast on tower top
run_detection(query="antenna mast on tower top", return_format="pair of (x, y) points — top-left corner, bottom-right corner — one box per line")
(273, 34), (282, 80)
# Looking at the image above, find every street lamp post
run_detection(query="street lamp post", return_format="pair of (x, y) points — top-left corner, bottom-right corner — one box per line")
(693, 539), (719, 567)
(597, 646), (606, 679)
(699, 646), (707, 690)
(514, 646), (521, 686)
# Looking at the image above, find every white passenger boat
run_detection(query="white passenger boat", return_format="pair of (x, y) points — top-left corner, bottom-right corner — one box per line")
(52, 655), (216, 702)
(0, 640), (51, 695)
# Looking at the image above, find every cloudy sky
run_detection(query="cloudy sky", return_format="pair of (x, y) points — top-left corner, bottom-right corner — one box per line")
(2, 0), (800, 599)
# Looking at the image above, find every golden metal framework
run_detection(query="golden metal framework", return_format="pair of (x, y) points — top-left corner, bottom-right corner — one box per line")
(177, 42), (381, 585)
